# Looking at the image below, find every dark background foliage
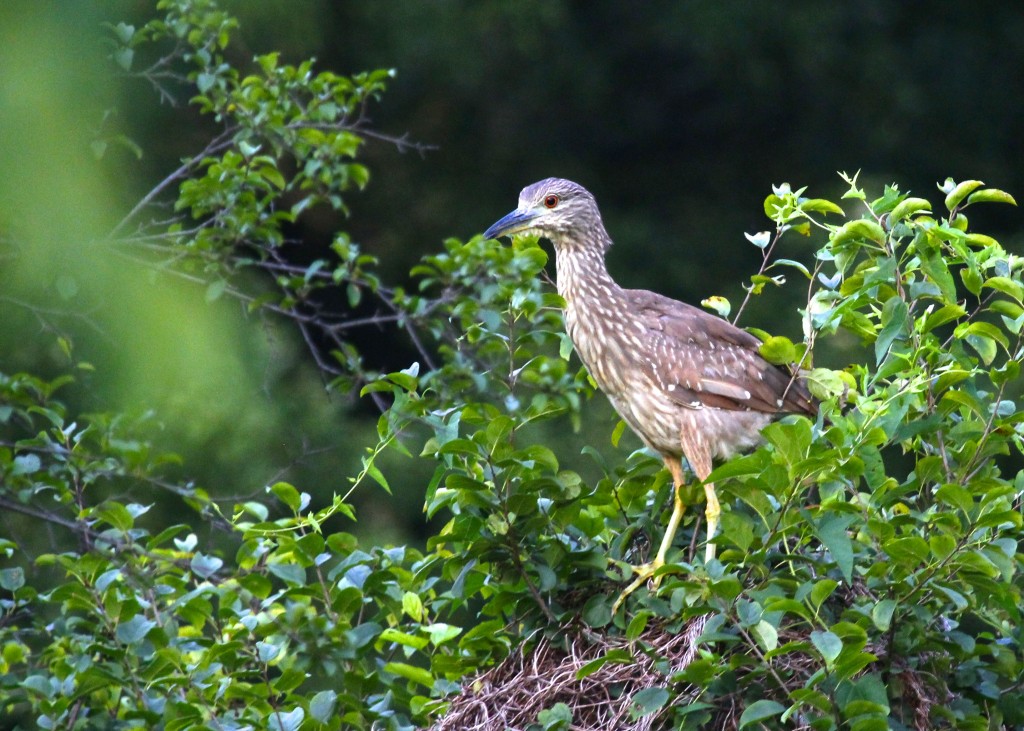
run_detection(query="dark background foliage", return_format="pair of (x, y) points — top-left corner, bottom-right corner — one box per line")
(117, 1), (1024, 295)
(240, 1), (1024, 292)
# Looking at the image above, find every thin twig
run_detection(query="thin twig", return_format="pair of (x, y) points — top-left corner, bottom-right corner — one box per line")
(732, 229), (784, 326)
(109, 129), (237, 237)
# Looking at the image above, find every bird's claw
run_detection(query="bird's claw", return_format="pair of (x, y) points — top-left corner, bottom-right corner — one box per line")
(611, 560), (664, 614)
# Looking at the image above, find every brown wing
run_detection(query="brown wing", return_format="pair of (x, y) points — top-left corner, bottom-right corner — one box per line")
(625, 289), (817, 416)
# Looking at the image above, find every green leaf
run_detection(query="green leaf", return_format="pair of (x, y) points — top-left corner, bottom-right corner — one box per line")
(804, 367), (850, 401)
(889, 196), (931, 221)
(537, 702), (572, 729)
(582, 594), (613, 628)
(966, 188), (1017, 206)
(921, 304), (966, 333)
(984, 276), (1024, 303)
(260, 163), (286, 190)
(763, 597), (812, 623)
(93, 501), (134, 531)
(21, 675), (54, 699)
(485, 512), (509, 535)
(205, 278), (227, 302)
(270, 481), (302, 512)
(875, 296), (908, 364)
(768, 258), (811, 278)
(752, 620), (779, 653)
(842, 673), (891, 721)
(759, 335), (798, 365)
(831, 219), (886, 247)
(736, 598), (763, 627)
(632, 687), (670, 715)
(884, 536), (929, 566)
(816, 514), (854, 583)
(559, 333), (574, 360)
(365, 461), (392, 494)
(919, 249), (957, 302)
(941, 389), (984, 416)
(515, 443), (560, 471)
(402, 591), (424, 621)
(116, 614), (156, 645)
(701, 295), (731, 317)
(809, 579), (838, 611)
(958, 320), (1010, 349)
(929, 533), (957, 561)
(991, 359), (1020, 386)
(763, 418), (812, 468)
(385, 661), (434, 688)
(0, 568), (25, 592)
(801, 198), (844, 215)
(309, 690), (338, 723)
(810, 630), (843, 667)
(11, 454), (41, 476)
(707, 450), (769, 482)
(379, 628), (429, 651)
(268, 708), (304, 731)
(110, 21), (135, 44)
(113, 47), (134, 71)
(935, 484), (972, 514)
(267, 561), (306, 586)
(964, 333), (997, 365)
(625, 611), (652, 641)
(257, 640), (282, 663)
(763, 194), (787, 219)
(961, 266), (984, 296)
(346, 622), (380, 649)
(720, 511), (754, 552)
(190, 552), (223, 579)
(870, 599), (897, 632)
(610, 419), (628, 447)
(739, 699), (786, 728)
(944, 179), (984, 211)
(423, 623), (461, 646)
(574, 649), (633, 682)
(1000, 310), (1024, 334)
(3, 641), (26, 665)
(195, 72), (216, 93)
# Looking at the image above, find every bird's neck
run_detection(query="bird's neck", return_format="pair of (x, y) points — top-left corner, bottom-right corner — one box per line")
(554, 238), (623, 310)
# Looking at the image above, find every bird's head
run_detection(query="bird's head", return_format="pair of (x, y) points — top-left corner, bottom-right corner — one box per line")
(484, 178), (610, 251)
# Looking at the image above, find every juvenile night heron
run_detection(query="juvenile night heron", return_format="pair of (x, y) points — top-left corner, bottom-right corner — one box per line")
(484, 178), (817, 610)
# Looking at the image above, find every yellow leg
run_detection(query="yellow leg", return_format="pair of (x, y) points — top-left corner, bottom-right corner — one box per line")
(703, 482), (720, 562)
(612, 458), (686, 614)
(656, 478), (687, 567)
(680, 432), (716, 563)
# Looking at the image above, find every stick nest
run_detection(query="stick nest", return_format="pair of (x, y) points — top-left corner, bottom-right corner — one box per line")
(429, 615), (708, 731)
(428, 610), (948, 731)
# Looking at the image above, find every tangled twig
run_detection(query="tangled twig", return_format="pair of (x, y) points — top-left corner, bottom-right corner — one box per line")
(431, 615), (708, 731)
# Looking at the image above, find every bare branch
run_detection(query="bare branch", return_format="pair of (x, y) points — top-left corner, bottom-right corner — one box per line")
(109, 128), (238, 238)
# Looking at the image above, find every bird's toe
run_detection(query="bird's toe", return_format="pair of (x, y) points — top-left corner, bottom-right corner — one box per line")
(611, 559), (665, 614)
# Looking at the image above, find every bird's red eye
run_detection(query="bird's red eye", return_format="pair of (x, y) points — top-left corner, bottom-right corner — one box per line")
(543, 194), (560, 209)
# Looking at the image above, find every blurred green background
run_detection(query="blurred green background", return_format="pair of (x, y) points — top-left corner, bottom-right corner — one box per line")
(2, 1), (1022, 547)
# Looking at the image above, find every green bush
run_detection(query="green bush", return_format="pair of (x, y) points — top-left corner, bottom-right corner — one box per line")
(1, 2), (1021, 730)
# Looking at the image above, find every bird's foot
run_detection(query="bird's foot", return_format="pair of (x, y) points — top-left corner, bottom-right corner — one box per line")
(611, 559), (665, 614)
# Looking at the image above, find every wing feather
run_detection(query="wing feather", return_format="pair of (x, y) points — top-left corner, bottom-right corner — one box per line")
(625, 288), (816, 415)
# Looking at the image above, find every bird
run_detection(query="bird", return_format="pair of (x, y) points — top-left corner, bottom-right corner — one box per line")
(483, 178), (817, 611)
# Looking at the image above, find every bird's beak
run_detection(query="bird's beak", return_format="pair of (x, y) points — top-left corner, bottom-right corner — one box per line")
(483, 208), (539, 240)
